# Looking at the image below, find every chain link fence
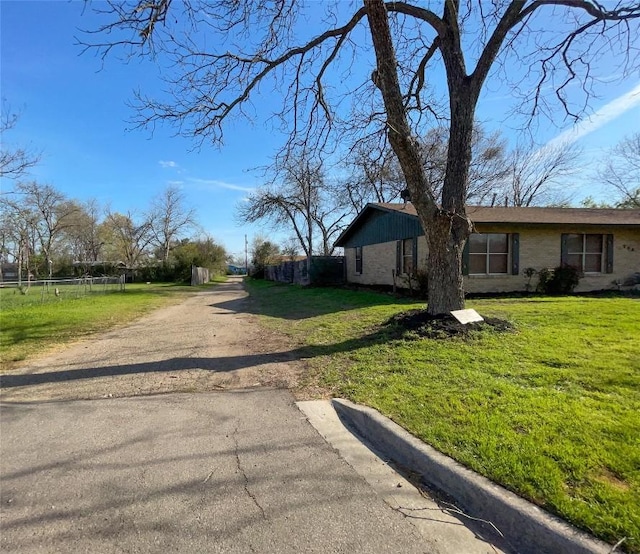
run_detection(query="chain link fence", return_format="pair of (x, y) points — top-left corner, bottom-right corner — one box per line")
(0, 276), (125, 308)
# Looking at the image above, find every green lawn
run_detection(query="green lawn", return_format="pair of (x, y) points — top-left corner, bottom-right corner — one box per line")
(0, 281), (225, 371)
(245, 280), (640, 552)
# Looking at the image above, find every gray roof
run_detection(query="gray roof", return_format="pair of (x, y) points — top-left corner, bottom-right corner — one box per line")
(377, 203), (640, 225)
(335, 203), (640, 247)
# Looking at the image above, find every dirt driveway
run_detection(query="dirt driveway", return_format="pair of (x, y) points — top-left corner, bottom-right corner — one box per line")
(0, 277), (305, 403)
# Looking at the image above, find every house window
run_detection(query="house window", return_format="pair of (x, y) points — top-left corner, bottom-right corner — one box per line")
(402, 238), (414, 274)
(355, 246), (363, 274)
(566, 234), (604, 273)
(468, 233), (509, 275)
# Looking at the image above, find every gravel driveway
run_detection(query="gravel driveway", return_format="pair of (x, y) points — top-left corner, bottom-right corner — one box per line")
(0, 277), (304, 403)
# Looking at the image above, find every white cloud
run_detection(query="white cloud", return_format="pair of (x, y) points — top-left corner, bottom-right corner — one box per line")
(546, 82), (640, 149)
(159, 160), (178, 168)
(189, 178), (256, 193)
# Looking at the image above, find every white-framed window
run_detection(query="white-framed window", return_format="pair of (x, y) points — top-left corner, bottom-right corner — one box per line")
(355, 246), (363, 274)
(468, 233), (509, 275)
(566, 234), (604, 273)
(402, 238), (414, 274)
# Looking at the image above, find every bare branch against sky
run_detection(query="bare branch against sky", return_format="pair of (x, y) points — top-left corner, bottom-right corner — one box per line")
(0, 103), (41, 180)
(84, 0), (640, 313)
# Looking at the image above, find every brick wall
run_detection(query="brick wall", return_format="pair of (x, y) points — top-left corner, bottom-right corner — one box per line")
(346, 242), (397, 286)
(578, 228), (639, 292)
(344, 227), (640, 293)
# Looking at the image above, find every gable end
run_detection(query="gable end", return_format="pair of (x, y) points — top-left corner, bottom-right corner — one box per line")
(337, 208), (423, 248)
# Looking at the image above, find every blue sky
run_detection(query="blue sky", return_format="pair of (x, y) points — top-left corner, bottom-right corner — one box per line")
(2, 1), (639, 257)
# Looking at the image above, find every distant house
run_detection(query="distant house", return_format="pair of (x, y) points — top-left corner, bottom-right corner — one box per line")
(227, 264), (246, 275)
(0, 263), (19, 282)
(334, 203), (640, 293)
(269, 255), (308, 264)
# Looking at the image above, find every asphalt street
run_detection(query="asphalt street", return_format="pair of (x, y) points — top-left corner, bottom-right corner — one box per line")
(1, 390), (436, 553)
(1, 278), (503, 553)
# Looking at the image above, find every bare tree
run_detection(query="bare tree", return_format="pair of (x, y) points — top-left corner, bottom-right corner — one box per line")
(280, 237), (300, 260)
(85, 1), (640, 314)
(238, 153), (348, 267)
(465, 129), (510, 205)
(0, 103), (40, 180)
(597, 132), (640, 208)
(342, 125), (507, 211)
(0, 197), (37, 285)
(62, 199), (105, 265)
(102, 210), (153, 268)
(415, 126), (509, 205)
(148, 186), (198, 262)
(0, 210), (11, 266)
(313, 204), (350, 256)
(1, 182), (78, 278)
(500, 142), (582, 207)
(339, 140), (406, 212)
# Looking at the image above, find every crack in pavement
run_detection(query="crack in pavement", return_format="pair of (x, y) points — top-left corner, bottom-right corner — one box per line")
(232, 426), (267, 521)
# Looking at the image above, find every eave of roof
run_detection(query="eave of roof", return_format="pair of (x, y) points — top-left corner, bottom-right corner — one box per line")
(377, 203), (640, 225)
(335, 203), (640, 247)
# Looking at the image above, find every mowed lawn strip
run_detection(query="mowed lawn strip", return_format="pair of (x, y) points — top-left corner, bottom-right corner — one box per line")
(0, 281), (225, 371)
(245, 280), (640, 552)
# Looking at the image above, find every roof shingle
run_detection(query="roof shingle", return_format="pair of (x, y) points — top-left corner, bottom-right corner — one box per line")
(376, 203), (640, 226)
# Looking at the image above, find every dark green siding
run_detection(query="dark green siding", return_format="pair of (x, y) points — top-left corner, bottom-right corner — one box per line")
(341, 210), (424, 248)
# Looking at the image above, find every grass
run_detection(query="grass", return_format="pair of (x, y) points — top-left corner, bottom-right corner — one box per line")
(245, 279), (640, 552)
(0, 280), (122, 310)
(0, 280), (225, 371)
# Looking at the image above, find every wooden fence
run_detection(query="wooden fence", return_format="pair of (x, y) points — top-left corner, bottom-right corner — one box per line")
(191, 265), (210, 286)
(264, 256), (345, 286)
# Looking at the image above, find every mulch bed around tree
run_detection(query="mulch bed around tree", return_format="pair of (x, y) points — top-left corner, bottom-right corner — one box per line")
(385, 309), (514, 339)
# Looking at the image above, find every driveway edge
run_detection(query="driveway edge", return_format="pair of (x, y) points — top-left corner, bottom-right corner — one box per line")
(332, 398), (612, 554)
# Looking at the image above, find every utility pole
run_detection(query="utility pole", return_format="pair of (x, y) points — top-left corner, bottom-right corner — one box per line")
(244, 234), (248, 275)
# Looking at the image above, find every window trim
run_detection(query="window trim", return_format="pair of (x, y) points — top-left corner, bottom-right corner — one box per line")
(354, 246), (363, 275)
(565, 233), (604, 274)
(463, 233), (519, 276)
(402, 238), (414, 275)
(396, 237), (418, 275)
(468, 233), (510, 276)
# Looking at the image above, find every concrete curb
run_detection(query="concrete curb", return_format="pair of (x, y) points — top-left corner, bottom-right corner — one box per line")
(332, 398), (612, 554)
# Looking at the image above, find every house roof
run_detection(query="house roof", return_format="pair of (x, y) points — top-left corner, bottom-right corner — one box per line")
(269, 255), (307, 263)
(377, 203), (640, 225)
(335, 203), (640, 247)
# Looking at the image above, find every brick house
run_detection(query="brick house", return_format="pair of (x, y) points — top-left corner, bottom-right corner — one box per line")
(334, 203), (640, 293)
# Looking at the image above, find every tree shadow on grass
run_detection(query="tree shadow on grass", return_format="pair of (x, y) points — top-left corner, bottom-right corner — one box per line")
(211, 279), (416, 321)
(1, 322), (58, 345)
(0, 278), (509, 391)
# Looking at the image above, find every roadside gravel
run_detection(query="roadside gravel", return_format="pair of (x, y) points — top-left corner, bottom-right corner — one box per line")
(0, 277), (306, 402)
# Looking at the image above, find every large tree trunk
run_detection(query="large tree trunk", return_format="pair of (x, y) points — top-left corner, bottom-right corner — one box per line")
(422, 87), (476, 314)
(422, 212), (467, 314)
(365, 0), (474, 315)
